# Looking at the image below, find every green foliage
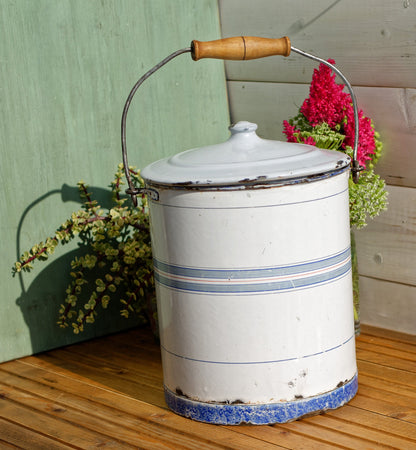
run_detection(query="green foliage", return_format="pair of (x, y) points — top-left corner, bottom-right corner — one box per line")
(287, 114), (388, 229)
(297, 120), (346, 150)
(348, 169), (388, 230)
(13, 164), (156, 334)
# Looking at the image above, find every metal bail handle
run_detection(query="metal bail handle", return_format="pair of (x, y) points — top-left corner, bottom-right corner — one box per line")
(121, 36), (362, 205)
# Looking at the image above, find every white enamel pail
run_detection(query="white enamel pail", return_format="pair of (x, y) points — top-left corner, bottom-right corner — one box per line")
(141, 121), (358, 424)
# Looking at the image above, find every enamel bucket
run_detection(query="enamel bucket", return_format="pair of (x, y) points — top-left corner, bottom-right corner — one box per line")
(140, 120), (358, 425)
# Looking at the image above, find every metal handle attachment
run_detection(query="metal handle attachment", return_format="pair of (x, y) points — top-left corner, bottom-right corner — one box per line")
(121, 36), (362, 205)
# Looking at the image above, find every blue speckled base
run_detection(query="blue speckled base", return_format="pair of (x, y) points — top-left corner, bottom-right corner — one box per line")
(164, 373), (358, 425)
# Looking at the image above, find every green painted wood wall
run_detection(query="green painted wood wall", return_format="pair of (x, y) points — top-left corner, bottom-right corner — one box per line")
(0, 0), (229, 362)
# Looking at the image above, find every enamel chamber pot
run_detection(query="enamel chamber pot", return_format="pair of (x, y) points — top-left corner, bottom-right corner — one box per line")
(122, 37), (359, 425)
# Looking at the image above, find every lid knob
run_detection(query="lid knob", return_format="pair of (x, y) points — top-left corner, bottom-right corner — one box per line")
(229, 121), (258, 134)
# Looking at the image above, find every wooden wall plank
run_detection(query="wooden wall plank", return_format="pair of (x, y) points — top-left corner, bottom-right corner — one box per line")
(227, 81), (416, 188)
(349, 87), (416, 188)
(355, 185), (416, 286)
(359, 277), (416, 336)
(226, 80), (416, 334)
(227, 81), (309, 141)
(219, 0), (416, 88)
(227, 81), (416, 284)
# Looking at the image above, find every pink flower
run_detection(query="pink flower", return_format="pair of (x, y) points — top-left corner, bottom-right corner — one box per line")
(303, 136), (316, 146)
(300, 59), (351, 127)
(286, 59), (377, 169)
(283, 120), (316, 146)
(344, 109), (376, 167)
(283, 120), (298, 142)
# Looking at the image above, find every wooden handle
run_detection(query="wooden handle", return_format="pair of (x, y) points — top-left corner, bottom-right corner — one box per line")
(191, 36), (291, 61)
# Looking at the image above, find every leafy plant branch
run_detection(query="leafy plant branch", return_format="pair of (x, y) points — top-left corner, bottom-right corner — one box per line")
(13, 164), (156, 334)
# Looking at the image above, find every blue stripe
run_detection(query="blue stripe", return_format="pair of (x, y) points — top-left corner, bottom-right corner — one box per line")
(161, 334), (355, 366)
(153, 247), (351, 294)
(154, 247), (350, 280)
(154, 262), (351, 294)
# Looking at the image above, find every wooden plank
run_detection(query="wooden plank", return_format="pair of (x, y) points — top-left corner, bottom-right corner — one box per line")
(0, 417), (74, 450)
(0, 441), (19, 449)
(357, 361), (416, 391)
(227, 80), (309, 141)
(359, 373), (416, 403)
(358, 377), (416, 405)
(32, 351), (167, 408)
(224, 424), (346, 450)
(325, 405), (416, 444)
(351, 389), (416, 424)
(304, 411), (416, 449)
(0, 364), (277, 450)
(270, 418), (393, 449)
(356, 347), (416, 376)
(227, 81), (416, 189)
(0, 327), (416, 447)
(56, 345), (164, 386)
(20, 352), (164, 395)
(357, 349), (416, 377)
(0, 395), (133, 449)
(355, 340), (416, 363)
(0, 381), (237, 450)
(359, 277), (416, 336)
(59, 335), (163, 373)
(105, 327), (161, 352)
(0, 386), (156, 449)
(0, 360), (153, 409)
(355, 330), (416, 422)
(360, 324), (416, 345)
(348, 87), (416, 189)
(355, 185), (416, 287)
(219, 0), (416, 88)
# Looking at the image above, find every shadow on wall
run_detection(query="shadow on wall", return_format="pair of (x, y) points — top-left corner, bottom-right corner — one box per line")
(284, 0), (342, 35)
(15, 185), (141, 355)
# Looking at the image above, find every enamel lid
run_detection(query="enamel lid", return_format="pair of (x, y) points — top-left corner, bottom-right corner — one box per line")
(141, 121), (350, 187)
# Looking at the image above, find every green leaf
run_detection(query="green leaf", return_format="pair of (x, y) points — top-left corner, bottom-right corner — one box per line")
(13, 163), (155, 334)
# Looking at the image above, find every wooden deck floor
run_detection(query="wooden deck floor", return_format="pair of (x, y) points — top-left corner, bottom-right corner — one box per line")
(0, 325), (415, 449)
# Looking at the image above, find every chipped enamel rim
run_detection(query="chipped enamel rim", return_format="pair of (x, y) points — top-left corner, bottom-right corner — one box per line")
(164, 373), (358, 425)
